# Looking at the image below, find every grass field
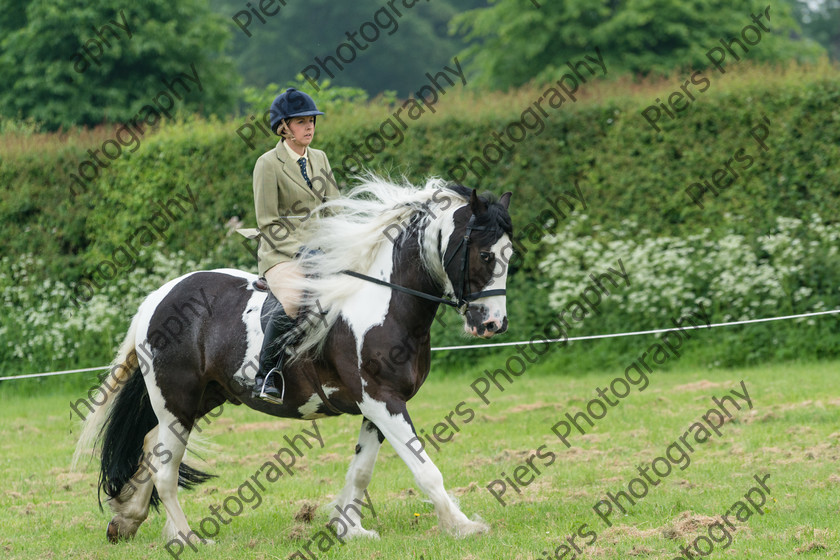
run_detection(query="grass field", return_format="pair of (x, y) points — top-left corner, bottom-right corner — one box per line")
(1, 357), (837, 560)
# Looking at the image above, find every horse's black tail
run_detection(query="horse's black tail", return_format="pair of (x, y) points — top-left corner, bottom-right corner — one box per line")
(97, 364), (215, 511)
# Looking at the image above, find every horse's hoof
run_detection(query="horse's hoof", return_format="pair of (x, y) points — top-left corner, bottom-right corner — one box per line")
(346, 528), (379, 540)
(453, 516), (489, 538)
(106, 520), (120, 544)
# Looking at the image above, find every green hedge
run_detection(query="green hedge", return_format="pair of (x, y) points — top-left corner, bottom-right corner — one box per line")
(2, 63), (839, 379)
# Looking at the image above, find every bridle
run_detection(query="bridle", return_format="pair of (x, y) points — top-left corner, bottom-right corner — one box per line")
(341, 213), (507, 315)
(442, 213), (507, 312)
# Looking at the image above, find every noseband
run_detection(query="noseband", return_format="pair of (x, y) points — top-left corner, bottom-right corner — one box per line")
(341, 213), (507, 315)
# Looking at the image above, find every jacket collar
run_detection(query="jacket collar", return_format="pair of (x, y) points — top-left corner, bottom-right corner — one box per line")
(274, 140), (319, 199)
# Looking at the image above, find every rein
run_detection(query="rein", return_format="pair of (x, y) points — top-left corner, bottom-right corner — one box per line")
(341, 214), (506, 314)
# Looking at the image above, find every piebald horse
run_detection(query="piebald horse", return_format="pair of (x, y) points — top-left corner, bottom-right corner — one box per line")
(73, 177), (513, 546)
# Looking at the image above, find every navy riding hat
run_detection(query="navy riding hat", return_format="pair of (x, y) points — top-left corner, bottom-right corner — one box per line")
(269, 88), (324, 135)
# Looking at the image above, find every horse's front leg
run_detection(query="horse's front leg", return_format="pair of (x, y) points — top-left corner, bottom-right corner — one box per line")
(329, 417), (384, 539)
(358, 395), (488, 537)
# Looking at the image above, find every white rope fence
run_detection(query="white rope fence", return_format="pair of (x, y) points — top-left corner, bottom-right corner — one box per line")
(2, 308), (838, 382)
(432, 308), (840, 351)
(0, 365), (109, 382)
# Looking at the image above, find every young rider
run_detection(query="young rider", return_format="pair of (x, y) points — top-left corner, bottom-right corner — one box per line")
(251, 88), (339, 403)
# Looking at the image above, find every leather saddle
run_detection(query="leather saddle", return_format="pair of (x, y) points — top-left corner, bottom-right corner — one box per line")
(253, 278), (282, 332)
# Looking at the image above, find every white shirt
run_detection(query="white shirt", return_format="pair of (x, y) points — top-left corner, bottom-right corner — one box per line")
(282, 140), (310, 174)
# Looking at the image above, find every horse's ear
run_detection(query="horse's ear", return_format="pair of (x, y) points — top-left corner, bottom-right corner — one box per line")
(498, 191), (512, 210)
(469, 189), (487, 214)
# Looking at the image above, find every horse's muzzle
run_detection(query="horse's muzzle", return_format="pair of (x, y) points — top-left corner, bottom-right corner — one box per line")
(486, 317), (508, 335)
(469, 316), (507, 338)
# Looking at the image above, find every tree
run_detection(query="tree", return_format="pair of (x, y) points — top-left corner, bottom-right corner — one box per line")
(0, 0), (238, 129)
(451, 0), (826, 89)
(209, 0), (485, 99)
(791, 0), (840, 60)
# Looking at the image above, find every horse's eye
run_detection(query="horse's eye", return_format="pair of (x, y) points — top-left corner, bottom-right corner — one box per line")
(480, 251), (494, 263)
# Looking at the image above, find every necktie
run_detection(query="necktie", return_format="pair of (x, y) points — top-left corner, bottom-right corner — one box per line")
(297, 157), (313, 190)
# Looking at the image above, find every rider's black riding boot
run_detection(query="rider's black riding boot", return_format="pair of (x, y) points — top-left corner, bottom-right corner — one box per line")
(253, 304), (296, 404)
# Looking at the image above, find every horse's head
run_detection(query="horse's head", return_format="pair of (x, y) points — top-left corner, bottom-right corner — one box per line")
(442, 189), (513, 338)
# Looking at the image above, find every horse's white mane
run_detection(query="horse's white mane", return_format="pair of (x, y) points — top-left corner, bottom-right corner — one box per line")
(284, 175), (470, 359)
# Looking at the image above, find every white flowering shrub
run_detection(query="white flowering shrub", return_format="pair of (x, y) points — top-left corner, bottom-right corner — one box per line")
(3, 214), (838, 378)
(0, 249), (209, 375)
(539, 214), (840, 364)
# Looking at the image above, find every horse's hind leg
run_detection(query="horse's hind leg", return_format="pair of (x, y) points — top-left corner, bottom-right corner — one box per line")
(330, 418), (383, 539)
(151, 414), (202, 545)
(106, 426), (161, 542)
(143, 374), (205, 545)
